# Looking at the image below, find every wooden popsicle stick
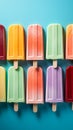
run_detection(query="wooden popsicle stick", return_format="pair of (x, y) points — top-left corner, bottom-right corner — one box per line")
(53, 60), (57, 68)
(52, 103), (57, 112)
(72, 102), (73, 110)
(14, 61), (18, 69)
(14, 103), (18, 112)
(33, 104), (38, 113)
(33, 61), (37, 68)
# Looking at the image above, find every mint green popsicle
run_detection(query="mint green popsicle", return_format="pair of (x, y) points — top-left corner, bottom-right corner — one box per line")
(46, 24), (64, 60)
(7, 66), (25, 103)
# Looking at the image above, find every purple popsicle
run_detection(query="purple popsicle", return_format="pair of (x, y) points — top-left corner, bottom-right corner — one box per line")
(45, 66), (63, 111)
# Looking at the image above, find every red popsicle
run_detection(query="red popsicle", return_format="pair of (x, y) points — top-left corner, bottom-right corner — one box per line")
(65, 66), (73, 110)
(0, 25), (6, 60)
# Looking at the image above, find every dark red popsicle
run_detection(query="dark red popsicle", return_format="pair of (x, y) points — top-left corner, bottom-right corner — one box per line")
(65, 66), (73, 102)
(0, 25), (6, 60)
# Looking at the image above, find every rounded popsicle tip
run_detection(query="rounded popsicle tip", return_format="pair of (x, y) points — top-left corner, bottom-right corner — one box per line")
(8, 66), (23, 72)
(27, 24), (42, 30)
(66, 24), (73, 37)
(47, 23), (63, 29)
(8, 24), (24, 35)
(66, 24), (73, 30)
(66, 66), (73, 71)
(0, 24), (5, 29)
(27, 66), (43, 74)
(47, 66), (62, 72)
(8, 24), (24, 37)
(0, 66), (5, 71)
(8, 24), (24, 28)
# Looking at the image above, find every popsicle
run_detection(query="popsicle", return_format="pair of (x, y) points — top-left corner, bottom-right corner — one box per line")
(26, 24), (44, 67)
(65, 66), (73, 110)
(7, 66), (25, 112)
(66, 24), (73, 59)
(7, 24), (25, 69)
(0, 67), (6, 102)
(26, 66), (44, 112)
(45, 66), (63, 112)
(46, 24), (64, 68)
(0, 25), (6, 60)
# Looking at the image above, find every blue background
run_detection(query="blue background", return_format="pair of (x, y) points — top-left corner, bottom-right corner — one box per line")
(0, 0), (73, 129)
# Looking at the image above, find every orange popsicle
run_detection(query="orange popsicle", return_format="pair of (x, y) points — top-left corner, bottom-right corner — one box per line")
(66, 24), (73, 59)
(26, 66), (44, 112)
(7, 24), (25, 68)
(26, 24), (44, 61)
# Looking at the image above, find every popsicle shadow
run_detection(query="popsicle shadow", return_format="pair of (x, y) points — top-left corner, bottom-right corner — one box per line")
(8, 103), (14, 110)
(43, 28), (46, 60)
(15, 103), (29, 117)
(33, 103), (51, 118)
(54, 103), (64, 117)
(63, 68), (65, 101)
(35, 102), (68, 118)
(0, 60), (7, 66)
(24, 28), (26, 59)
(7, 103), (29, 116)
(20, 60), (32, 68)
(0, 103), (8, 114)
(24, 68), (26, 102)
(16, 103), (42, 117)
(63, 27), (66, 59)
(7, 61), (13, 66)
(68, 102), (73, 110)
(43, 65), (46, 101)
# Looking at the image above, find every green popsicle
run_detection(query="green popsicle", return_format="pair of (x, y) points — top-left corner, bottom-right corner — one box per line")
(7, 66), (25, 111)
(46, 24), (64, 67)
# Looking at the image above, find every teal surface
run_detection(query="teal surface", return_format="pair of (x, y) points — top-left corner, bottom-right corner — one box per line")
(0, 0), (73, 129)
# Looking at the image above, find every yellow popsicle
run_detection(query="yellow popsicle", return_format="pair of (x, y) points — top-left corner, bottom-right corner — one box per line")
(7, 24), (25, 60)
(0, 67), (6, 102)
